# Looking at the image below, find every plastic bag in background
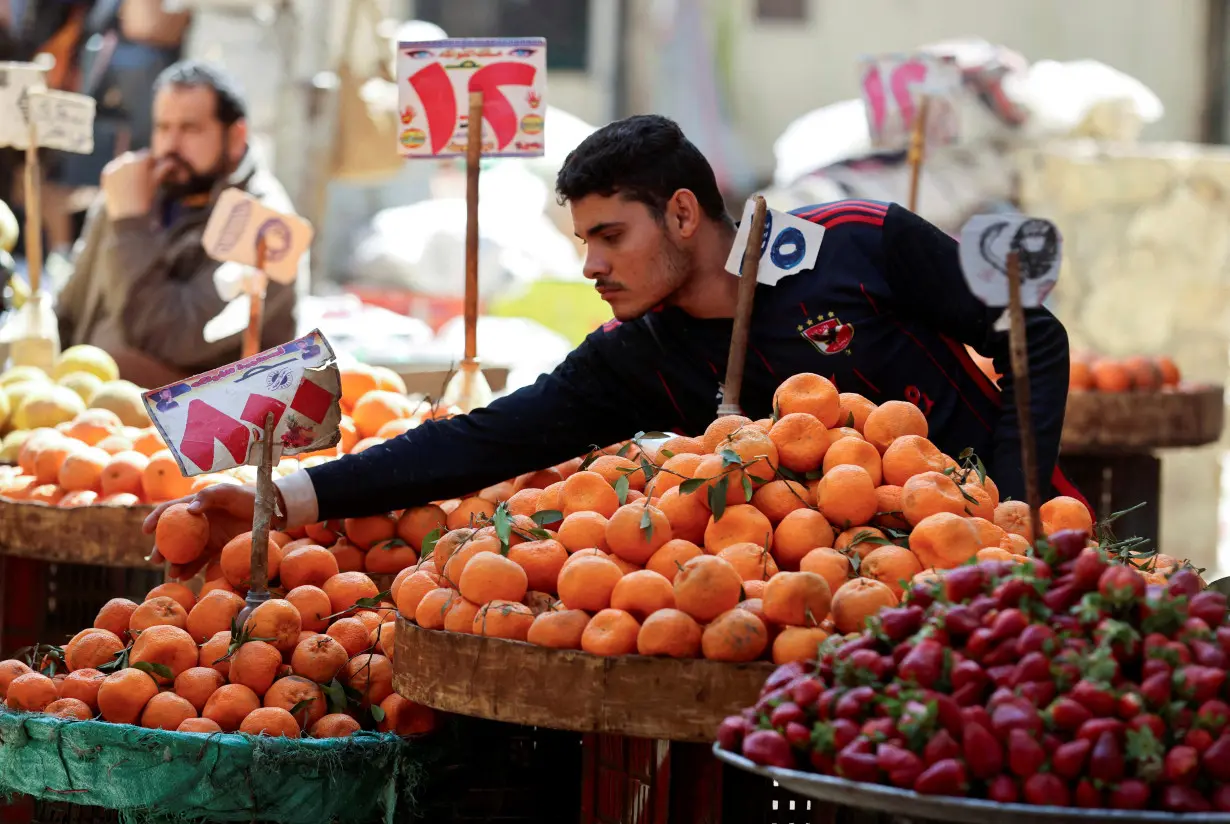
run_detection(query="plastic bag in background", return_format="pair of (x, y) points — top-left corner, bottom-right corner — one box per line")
(429, 315), (573, 392)
(1008, 59), (1164, 142)
(345, 161), (582, 298)
(764, 148), (1016, 236)
(772, 41), (1165, 190)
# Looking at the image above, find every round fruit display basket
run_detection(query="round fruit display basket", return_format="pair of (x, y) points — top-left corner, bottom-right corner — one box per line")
(392, 618), (815, 823)
(0, 708), (432, 824)
(1061, 385), (1224, 452)
(714, 746), (1230, 824)
(392, 616), (773, 742)
(0, 499), (154, 567)
(1058, 385), (1225, 547)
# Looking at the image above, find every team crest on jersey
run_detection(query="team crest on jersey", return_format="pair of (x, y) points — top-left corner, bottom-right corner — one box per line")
(800, 312), (854, 356)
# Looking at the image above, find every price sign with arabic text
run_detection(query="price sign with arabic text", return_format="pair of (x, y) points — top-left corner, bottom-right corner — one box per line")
(143, 330), (342, 477)
(859, 53), (962, 151)
(397, 37), (547, 159)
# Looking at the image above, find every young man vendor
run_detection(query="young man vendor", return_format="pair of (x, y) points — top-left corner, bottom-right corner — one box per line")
(145, 115), (1081, 567)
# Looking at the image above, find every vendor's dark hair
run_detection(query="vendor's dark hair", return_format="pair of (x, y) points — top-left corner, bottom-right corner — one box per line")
(154, 60), (247, 126)
(556, 114), (729, 223)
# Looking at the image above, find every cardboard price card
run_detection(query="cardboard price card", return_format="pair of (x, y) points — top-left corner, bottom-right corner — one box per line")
(142, 330), (342, 477)
(724, 199), (826, 286)
(397, 37), (547, 159)
(958, 214), (1063, 309)
(28, 89), (96, 154)
(0, 61), (46, 149)
(201, 188), (312, 285)
(859, 53), (962, 151)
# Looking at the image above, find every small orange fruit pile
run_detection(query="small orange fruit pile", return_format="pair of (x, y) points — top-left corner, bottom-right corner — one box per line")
(0, 568), (435, 739)
(0, 363), (458, 512)
(1070, 353), (1182, 393)
(377, 372), (1123, 666)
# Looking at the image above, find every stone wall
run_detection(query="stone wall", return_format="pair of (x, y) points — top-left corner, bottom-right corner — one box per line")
(1017, 141), (1230, 576)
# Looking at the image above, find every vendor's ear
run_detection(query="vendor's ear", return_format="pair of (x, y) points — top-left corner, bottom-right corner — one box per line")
(665, 189), (703, 240)
(225, 118), (249, 166)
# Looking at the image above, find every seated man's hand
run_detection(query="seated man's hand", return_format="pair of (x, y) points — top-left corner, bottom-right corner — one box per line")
(143, 484), (258, 580)
(101, 151), (155, 220)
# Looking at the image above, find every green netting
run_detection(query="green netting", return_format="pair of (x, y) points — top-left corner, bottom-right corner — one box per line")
(0, 709), (441, 824)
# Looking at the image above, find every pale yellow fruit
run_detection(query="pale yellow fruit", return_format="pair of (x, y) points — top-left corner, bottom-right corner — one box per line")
(0, 388), (11, 432)
(53, 345), (119, 383)
(0, 429), (30, 463)
(13, 385), (86, 430)
(0, 365), (49, 387)
(0, 199), (17, 254)
(89, 381), (150, 428)
(370, 365), (407, 395)
(57, 371), (103, 405)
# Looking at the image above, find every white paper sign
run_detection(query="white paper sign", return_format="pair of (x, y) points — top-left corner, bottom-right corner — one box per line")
(724, 200), (826, 286)
(0, 62), (46, 149)
(397, 37), (547, 158)
(859, 53), (962, 151)
(28, 89), (96, 154)
(958, 215), (1062, 308)
(201, 188), (313, 285)
(142, 330), (342, 477)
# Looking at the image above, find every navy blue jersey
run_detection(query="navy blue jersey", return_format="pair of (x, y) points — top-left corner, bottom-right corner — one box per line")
(308, 201), (1073, 520)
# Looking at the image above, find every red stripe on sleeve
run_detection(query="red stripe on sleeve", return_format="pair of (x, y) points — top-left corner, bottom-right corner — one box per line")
(820, 214), (886, 229)
(797, 201), (889, 221)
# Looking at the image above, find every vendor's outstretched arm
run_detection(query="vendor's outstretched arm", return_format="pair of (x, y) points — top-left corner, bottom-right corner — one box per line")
(879, 205), (1070, 501)
(277, 326), (679, 526)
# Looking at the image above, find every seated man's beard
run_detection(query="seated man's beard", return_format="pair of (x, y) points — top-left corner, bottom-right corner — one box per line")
(155, 153), (227, 200)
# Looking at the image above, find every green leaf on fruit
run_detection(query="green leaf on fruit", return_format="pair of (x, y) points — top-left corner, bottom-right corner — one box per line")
(679, 478), (706, 495)
(614, 474), (630, 506)
(420, 527), (442, 562)
(132, 661), (173, 680)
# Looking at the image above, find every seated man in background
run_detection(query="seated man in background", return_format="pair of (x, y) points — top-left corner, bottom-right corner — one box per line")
(56, 60), (300, 388)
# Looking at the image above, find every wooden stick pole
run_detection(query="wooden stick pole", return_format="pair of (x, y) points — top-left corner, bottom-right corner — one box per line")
(249, 413), (277, 592)
(23, 121), (42, 294)
(464, 90), (483, 363)
(906, 95), (931, 214)
(242, 237), (268, 359)
(1006, 251), (1044, 541)
(717, 196), (768, 417)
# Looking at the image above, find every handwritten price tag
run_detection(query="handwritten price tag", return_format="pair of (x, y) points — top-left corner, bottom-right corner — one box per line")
(201, 188), (313, 285)
(28, 89), (95, 154)
(397, 37), (547, 159)
(958, 215), (1063, 309)
(0, 61), (46, 150)
(859, 53), (962, 151)
(724, 199), (826, 286)
(142, 330), (342, 477)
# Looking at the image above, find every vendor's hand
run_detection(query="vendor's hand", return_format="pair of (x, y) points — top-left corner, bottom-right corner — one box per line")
(143, 484), (258, 580)
(101, 151), (155, 220)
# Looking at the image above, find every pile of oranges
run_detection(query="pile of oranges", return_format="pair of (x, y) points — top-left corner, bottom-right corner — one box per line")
(0, 361), (452, 513)
(0, 553), (433, 738)
(359, 372), (1143, 666)
(1070, 353), (1182, 393)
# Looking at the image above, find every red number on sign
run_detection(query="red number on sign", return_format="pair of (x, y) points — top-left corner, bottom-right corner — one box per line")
(408, 60), (539, 154)
(407, 62), (456, 154)
(861, 58), (930, 142)
(179, 399), (251, 472)
(467, 62), (538, 150)
(241, 394), (287, 430)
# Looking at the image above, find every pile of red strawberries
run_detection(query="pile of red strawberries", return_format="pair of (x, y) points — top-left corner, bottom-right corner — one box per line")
(717, 530), (1230, 813)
